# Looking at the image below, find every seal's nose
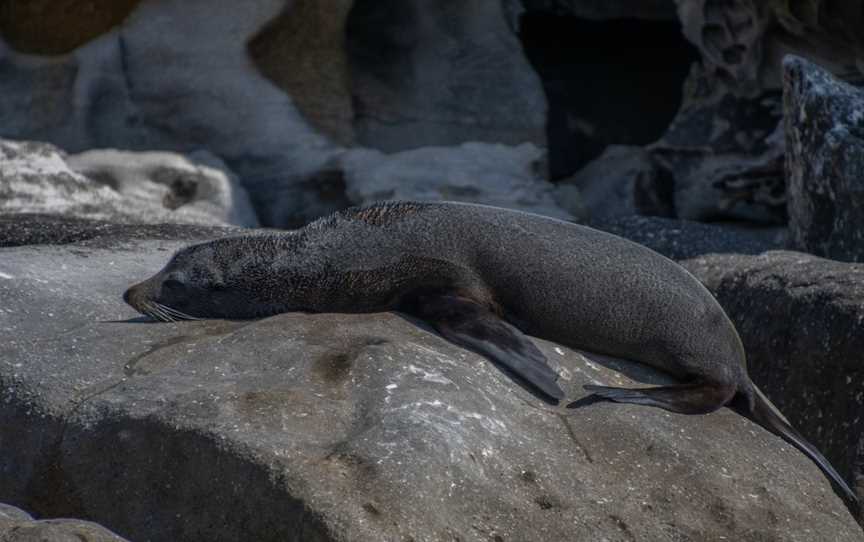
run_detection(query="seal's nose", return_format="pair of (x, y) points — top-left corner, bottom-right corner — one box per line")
(123, 286), (134, 306)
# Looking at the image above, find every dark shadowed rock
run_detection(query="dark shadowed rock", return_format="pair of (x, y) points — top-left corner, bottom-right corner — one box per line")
(589, 215), (784, 260)
(676, 0), (864, 91)
(784, 56), (864, 262)
(522, 0), (676, 20)
(0, 216), (859, 541)
(648, 66), (786, 224)
(682, 251), (864, 505)
(676, 0), (769, 91)
(651, 1), (864, 228)
(557, 145), (670, 220)
(0, 502), (130, 542)
(345, 0), (546, 152)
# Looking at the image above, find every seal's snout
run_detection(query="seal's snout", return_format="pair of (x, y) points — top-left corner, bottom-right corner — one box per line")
(123, 283), (146, 312)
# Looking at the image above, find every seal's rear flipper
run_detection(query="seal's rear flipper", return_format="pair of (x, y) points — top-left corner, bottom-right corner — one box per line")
(739, 384), (860, 509)
(404, 294), (565, 403)
(574, 382), (735, 415)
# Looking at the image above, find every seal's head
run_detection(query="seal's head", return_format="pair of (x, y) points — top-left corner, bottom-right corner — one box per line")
(123, 235), (310, 321)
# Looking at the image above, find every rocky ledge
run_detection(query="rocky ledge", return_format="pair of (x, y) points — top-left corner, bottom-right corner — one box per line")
(0, 217), (860, 541)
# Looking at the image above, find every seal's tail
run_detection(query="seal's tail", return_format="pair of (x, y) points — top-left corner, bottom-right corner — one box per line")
(735, 382), (858, 508)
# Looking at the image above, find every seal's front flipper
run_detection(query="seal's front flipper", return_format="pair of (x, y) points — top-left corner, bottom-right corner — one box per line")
(405, 294), (565, 402)
(574, 382), (735, 415)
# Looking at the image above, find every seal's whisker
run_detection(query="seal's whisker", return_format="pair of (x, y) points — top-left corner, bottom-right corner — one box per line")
(152, 302), (178, 320)
(139, 303), (159, 322)
(159, 306), (186, 320)
(145, 302), (174, 322)
(157, 303), (201, 321)
(160, 307), (178, 323)
(159, 303), (191, 320)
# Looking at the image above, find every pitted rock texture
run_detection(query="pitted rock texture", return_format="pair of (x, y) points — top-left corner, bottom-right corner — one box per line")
(784, 56), (864, 262)
(0, 503), (130, 542)
(0, 139), (258, 227)
(683, 251), (864, 505)
(0, 216), (860, 541)
(647, 1), (864, 226)
(676, 0), (864, 91)
(676, 0), (769, 92)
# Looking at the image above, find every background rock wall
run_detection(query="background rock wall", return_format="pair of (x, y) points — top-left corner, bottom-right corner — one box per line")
(2, 0), (862, 229)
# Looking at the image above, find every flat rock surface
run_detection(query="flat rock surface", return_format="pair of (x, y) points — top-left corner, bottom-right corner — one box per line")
(0, 219), (860, 541)
(0, 213), (238, 248)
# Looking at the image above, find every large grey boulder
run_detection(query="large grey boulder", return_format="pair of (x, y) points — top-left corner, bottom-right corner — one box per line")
(339, 142), (574, 220)
(0, 503), (130, 542)
(0, 139), (258, 227)
(0, 216), (860, 541)
(682, 251), (864, 505)
(784, 56), (864, 262)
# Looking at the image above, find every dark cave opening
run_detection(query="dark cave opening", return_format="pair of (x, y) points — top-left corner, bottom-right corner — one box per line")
(519, 14), (699, 180)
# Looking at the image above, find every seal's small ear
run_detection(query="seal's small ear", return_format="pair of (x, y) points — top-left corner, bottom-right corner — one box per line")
(404, 293), (565, 403)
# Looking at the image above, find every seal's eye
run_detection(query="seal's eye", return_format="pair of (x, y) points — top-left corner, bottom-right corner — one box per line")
(163, 278), (185, 291)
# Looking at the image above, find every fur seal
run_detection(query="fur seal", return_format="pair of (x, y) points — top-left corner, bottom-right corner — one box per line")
(123, 200), (857, 506)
